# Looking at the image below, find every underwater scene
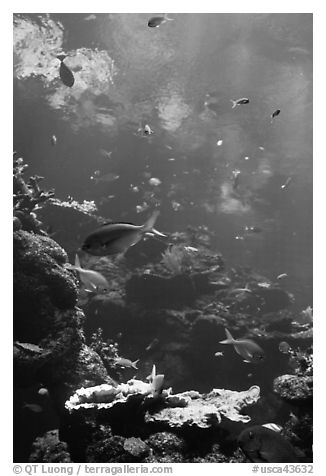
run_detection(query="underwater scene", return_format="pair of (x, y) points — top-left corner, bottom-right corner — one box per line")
(13, 13), (312, 464)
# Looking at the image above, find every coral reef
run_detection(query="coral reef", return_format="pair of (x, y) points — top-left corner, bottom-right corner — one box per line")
(273, 375), (313, 403)
(29, 430), (72, 463)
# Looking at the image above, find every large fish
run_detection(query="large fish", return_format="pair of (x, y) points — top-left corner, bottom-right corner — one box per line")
(82, 210), (166, 256)
(238, 425), (300, 463)
(148, 14), (174, 28)
(219, 328), (265, 363)
(65, 254), (109, 292)
(57, 55), (75, 87)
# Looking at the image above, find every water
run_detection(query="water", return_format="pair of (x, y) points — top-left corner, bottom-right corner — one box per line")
(13, 13), (313, 462)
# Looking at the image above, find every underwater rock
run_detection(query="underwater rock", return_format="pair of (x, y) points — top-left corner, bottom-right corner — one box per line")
(273, 374), (313, 403)
(144, 432), (186, 462)
(123, 437), (150, 460)
(28, 429), (72, 463)
(36, 198), (104, 256)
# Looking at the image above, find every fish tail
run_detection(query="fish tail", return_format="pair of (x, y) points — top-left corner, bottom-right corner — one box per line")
(219, 328), (235, 344)
(132, 359), (140, 369)
(56, 54), (67, 62)
(164, 14), (174, 21)
(142, 210), (160, 233)
(230, 100), (237, 109)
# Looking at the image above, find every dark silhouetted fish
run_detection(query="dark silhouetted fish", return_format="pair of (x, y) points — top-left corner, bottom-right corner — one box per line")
(57, 55), (75, 87)
(148, 14), (174, 27)
(271, 109), (281, 122)
(238, 425), (301, 462)
(82, 210), (165, 256)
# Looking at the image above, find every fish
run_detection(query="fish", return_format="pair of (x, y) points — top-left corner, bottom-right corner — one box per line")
(113, 357), (139, 369)
(99, 149), (112, 159)
(56, 55), (75, 87)
(143, 124), (154, 135)
(279, 341), (291, 354)
(281, 177), (292, 190)
(271, 109), (281, 122)
(14, 342), (44, 354)
(145, 338), (159, 352)
(151, 374), (165, 398)
(238, 425), (300, 463)
(146, 364), (156, 382)
(148, 14), (174, 28)
(23, 403), (43, 413)
(50, 135), (57, 146)
(149, 177), (162, 186)
(82, 210), (166, 256)
(230, 97), (250, 108)
(65, 254), (109, 292)
(38, 387), (49, 397)
(244, 226), (263, 234)
(276, 273), (288, 280)
(214, 351), (224, 358)
(219, 328), (265, 363)
(217, 139), (223, 146)
(84, 14), (96, 21)
(262, 423), (283, 433)
(92, 173), (120, 184)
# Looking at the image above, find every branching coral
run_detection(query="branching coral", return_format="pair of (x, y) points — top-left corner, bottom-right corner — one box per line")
(13, 153), (55, 234)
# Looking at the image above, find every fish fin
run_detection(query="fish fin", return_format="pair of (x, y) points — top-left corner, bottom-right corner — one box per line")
(262, 423), (282, 432)
(164, 14), (174, 21)
(219, 328), (235, 344)
(243, 359), (252, 364)
(150, 227), (167, 237)
(141, 210), (160, 233)
(75, 254), (82, 269)
(230, 100), (237, 109)
(56, 54), (67, 62)
(132, 359), (140, 369)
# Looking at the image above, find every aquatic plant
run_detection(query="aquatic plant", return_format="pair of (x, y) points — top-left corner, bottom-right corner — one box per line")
(161, 245), (195, 275)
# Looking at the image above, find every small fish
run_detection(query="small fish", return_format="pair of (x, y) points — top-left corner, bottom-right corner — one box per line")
(82, 210), (165, 256)
(276, 273), (288, 280)
(219, 328), (265, 363)
(113, 357), (139, 370)
(84, 14), (96, 21)
(262, 423), (283, 433)
(244, 156), (250, 160)
(146, 364), (156, 382)
(14, 342), (44, 354)
(92, 173), (120, 184)
(259, 146), (265, 151)
(281, 177), (292, 190)
(183, 246), (199, 252)
(235, 235), (245, 241)
(99, 149), (112, 160)
(65, 254), (109, 292)
(232, 169), (241, 191)
(289, 412), (299, 425)
(151, 374), (165, 397)
(50, 135), (57, 146)
(214, 351), (224, 358)
(279, 341), (291, 354)
(217, 139), (223, 146)
(271, 109), (281, 123)
(57, 55), (75, 87)
(143, 124), (154, 135)
(38, 387), (49, 397)
(149, 177), (162, 186)
(145, 338), (159, 352)
(238, 425), (300, 463)
(148, 14), (174, 28)
(244, 226), (263, 234)
(230, 97), (250, 109)
(23, 403), (43, 413)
